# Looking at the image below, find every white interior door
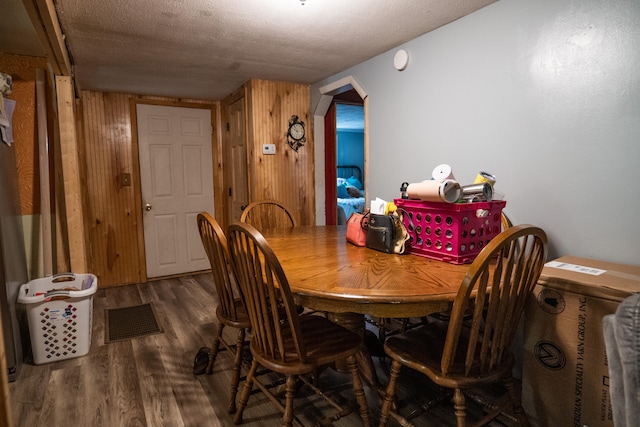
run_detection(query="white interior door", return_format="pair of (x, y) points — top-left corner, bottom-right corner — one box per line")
(137, 104), (213, 278)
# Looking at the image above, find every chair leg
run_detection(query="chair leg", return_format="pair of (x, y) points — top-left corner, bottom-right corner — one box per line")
(378, 318), (388, 343)
(282, 374), (297, 427)
(233, 359), (258, 425)
(206, 323), (225, 375)
(472, 376), (530, 427)
(379, 359), (402, 427)
(227, 328), (246, 414)
(347, 354), (371, 426)
(453, 388), (467, 427)
(504, 376), (529, 427)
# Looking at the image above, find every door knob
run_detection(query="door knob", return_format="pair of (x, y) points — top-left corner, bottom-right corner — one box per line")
(145, 203), (152, 211)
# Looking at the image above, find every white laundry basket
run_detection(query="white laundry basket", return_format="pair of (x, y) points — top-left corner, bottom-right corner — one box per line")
(17, 273), (97, 365)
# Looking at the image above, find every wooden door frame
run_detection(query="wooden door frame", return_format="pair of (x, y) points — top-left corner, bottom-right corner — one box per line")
(313, 76), (368, 225)
(324, 103), (337, 225)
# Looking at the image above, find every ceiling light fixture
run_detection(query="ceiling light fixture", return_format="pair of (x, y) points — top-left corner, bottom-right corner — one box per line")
(300, 0), (306, 5)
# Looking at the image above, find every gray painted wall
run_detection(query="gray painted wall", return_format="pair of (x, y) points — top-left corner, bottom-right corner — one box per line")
(311, 0), (640, 266)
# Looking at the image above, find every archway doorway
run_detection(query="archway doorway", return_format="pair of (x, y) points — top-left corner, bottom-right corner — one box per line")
(313, 76), (368, 225)
(325, 91), (364, 225)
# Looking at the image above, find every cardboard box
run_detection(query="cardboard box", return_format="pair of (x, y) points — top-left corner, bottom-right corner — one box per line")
(522, 256), (640, 427)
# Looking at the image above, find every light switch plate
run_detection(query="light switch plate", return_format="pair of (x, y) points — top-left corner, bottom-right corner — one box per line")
(262, 144), (276, 155)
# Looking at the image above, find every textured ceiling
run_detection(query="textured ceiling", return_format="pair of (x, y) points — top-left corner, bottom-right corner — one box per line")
(336, 104), (364, 130)
(2, 0), (497, 100)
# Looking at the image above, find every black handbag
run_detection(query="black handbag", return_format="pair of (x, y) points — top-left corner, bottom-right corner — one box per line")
(366, 211), (410, 254)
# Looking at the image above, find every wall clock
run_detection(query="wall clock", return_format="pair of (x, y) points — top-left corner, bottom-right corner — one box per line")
(286, 115), (306, 152)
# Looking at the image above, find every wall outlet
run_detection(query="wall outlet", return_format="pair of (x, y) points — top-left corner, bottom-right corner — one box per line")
(262, 144), (276, 155)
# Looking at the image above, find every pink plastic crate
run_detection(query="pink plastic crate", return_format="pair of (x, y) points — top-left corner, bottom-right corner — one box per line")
(394, 198), (506, 264)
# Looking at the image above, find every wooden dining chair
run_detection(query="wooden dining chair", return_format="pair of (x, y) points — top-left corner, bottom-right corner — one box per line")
(501, 211), (513, 231)
(379, 224), (548, 427)
(196, 212), (251, 414)
(371, 210), (517, 349)
(240, 199), (297, 230)
(226, 222), (371, 427)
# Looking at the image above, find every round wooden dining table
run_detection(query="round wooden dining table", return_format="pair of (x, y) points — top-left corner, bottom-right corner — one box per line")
(263, 225), (472, 387)
(264, 225), (471, 316)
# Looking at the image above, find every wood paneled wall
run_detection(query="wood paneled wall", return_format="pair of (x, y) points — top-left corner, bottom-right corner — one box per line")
(80, 92), (218, 287)
(78, 81), (312, 287)
(245, 79), (314, 226)
(0, 64), (314, 286)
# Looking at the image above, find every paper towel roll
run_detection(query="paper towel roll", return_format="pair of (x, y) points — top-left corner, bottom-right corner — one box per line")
(406, 179), (461, 203)
(432, 164), (455, 181)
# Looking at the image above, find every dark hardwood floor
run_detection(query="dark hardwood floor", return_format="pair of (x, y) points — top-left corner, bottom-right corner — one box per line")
(8, 273), (512, 426)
